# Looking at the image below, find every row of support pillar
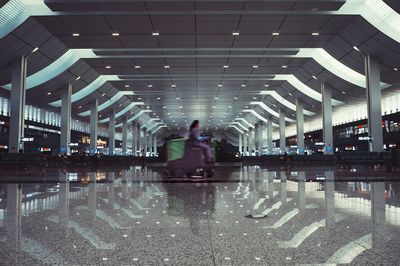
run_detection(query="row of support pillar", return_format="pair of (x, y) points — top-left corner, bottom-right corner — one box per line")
(7, 55), (157, 156)
(107, 121), (158, 156)
(238, 119), (274, 155)
(238, 54), (383, 155)
(7, 53), (383, 155)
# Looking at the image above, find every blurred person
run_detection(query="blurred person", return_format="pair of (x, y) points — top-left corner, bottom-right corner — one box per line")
(189, 120), (213, 163)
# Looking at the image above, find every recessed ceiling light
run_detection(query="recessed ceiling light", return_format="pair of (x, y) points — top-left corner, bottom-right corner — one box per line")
(138, 97), (142, 100)
(253, 65), (258, 68)
(31, 47), (39, 53)
(253, 97), (257, 99)
(164, 65), (170, 69)
(232, 32), (240, 36)
(234, 97), (238, 100)
(353, 46), (360, 52)
(288, 92), (292, 96)
(47, 92), (51, 95)
(152, 32), (160, 36)
(312, 75), (318, 80)
(215, 97), (219, 100)
(148, 85), (153, 88)
(218, 84), (223, 87)
(105, 65), (111, 69)
(272, 32), (280, 36)
(241, 84), (246, 87)
(125, 85), (130, 88)
(75, 76), (81, 81)
(342, 91), (346, 94)
(171, 84), (176, 88)
(78, 106), (82, 109)
(394, 68), (398, 71)
(112, 33), (120, 36)
(264, 84), (269, 87)
(176, 97), (180, 100)
(134, 65), (141, 69)
(101, 93), (106, 97)
(223, 65), (229, 68)
(72, 33), (80, 37)
(157, 97), (161, 100)
(312, 32), (320, 36)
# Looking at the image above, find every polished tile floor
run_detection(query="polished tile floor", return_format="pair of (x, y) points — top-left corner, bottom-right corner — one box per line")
(0, 164), (399, 265)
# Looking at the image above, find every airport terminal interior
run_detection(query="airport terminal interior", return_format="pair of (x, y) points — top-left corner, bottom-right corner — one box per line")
(1, 0), (400, 265)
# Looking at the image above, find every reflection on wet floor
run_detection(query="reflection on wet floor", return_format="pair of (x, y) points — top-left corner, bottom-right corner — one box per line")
(0, 165), (399, 265)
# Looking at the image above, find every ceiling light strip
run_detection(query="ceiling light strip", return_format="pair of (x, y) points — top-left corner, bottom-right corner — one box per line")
(258, 91), (315, 116)
(229, 125), (244, 134)
(250, 101), (295, 123)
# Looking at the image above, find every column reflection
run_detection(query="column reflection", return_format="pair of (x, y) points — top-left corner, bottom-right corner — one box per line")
(88, 172), (97, 225)
(108, 172), (116, 209)
(298, 171), (306, 214)
(371, 182), (388, 248)
(6, 183), (22, 253)
(324, 171), (335, 228)
(280, 171), (287, 204)
(58, 172), (70, 231)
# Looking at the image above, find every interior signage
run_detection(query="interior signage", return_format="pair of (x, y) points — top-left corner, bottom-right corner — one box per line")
(21, 137), (34, 142)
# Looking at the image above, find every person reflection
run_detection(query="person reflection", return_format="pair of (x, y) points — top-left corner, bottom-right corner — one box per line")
(162, 182), (216, 235)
